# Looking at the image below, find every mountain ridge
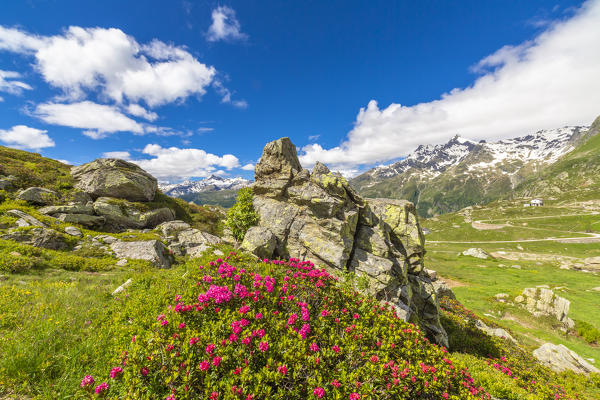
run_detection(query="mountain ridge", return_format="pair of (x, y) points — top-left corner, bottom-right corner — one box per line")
(351, 123), (596, 217)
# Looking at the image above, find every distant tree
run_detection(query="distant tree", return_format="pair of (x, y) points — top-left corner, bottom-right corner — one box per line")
(225, 187), (258, 241)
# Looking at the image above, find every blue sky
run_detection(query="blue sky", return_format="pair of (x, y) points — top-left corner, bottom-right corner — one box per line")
(1, 0), (599, 181)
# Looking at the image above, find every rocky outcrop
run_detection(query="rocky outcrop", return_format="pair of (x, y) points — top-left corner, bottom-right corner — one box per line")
(583, 257), (600, 271)
(515, 287), (574, 328)
(169, 228), (222, 258)
(17, 187), (59, 205)
(57, 213), (106, 228)
(246, 137), (448, 346)
(40, 204), (94, 216)
(71, 158), (158, 202)
(533, 343), (600, 374)
(110, 240), (172, 268)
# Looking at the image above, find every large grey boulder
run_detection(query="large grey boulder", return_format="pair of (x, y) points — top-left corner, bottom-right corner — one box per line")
(533, 343), (600, 374)
(2, 228), (69, 250)
(583, 257), (600, 270)
(110, 240), (172, 268)
(17, 187), (59, 205)
(71, 158), (158, 202)
(241, 227), (277, 259)
(6, 209), (46, 227)
(246, 137), (448, 346)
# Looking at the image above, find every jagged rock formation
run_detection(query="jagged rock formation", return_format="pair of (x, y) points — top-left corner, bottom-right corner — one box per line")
(515, 287), (574, 328)
(246, 137), (448, 346)
(72, 158), (158, 202)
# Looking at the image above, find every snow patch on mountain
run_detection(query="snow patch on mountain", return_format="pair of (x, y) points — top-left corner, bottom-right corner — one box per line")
(366, 126), (588, 182)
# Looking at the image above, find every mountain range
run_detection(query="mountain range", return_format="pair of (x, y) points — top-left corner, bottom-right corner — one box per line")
(159, 175), (251, 208)
(350, 116), (600, 217)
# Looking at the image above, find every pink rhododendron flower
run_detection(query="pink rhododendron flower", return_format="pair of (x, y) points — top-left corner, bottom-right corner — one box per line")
(140, 367), (149, 376)
(109, 367), (123, 378)
(332, 345), (340, 353)
(199, 360), (210, 371)
(277, 364), (288, 375)
(349, 394), (360, 400)
(258, 341), (269, 352)
(310, 342), (319, 352)
(255, 312), (263, 319)
(80, 375), (94, 388)
(178, 323), (186, 329)
(212, 356), (222, 367)
(205, 344), (216, 354)
(313, 387), (325, 398)
(95, 382), (109, 394)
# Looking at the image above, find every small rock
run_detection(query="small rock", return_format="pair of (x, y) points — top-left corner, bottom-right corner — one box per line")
(517, 245), (524, 250)
(510, 265), (522, 269)
(116, 259), (128, 267)
(213, 249), (225, 256)
(15, 218), (30, 227)
(425, 269), (437, 281)
(592, 287), (600, 292)
(495, 293), (509, 300)
(64, 226), (83, 237)
(0, 275), (8, 281)
(432, 281), (456, 300)
(9, 251), (21, 257)
(157, 220), (191, 237)
(514, 295), (525, 303)
(112, 278), (133, 295)
(462, 248), (491, 259)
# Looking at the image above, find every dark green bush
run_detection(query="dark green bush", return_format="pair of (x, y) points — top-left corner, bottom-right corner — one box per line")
(225, 187), (258, 241)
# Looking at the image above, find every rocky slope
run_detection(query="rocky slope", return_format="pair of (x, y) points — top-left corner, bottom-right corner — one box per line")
(242, 137), (448, 346)
(351, 122), (597, 217)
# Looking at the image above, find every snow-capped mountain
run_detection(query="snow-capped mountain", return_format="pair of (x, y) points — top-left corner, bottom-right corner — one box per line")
(351, 125), (593, 217)
(159, 175), (251, 197)
(361, 126), (588, 183)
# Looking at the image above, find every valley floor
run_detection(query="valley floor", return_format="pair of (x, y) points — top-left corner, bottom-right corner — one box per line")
(422, 199), (600, 377)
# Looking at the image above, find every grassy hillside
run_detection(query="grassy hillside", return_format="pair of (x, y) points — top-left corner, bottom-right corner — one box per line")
(515, 116), (600, 201)
(0, 146), (73, 192)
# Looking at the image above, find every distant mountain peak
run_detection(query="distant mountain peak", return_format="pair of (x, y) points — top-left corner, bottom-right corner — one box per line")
(159, 175), (251, 197)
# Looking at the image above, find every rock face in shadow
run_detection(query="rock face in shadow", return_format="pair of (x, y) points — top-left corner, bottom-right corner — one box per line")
(245, 137), (448, 346)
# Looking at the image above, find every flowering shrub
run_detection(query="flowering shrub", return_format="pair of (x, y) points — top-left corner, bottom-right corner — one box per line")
(86, 254), (488, 399)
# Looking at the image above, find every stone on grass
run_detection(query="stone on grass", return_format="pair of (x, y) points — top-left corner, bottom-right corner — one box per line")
(112, 278), (133, 295)
(58, 213), (105, 228)
(110, 240), (172, 268)
(461, 248), (491, 259)
(1, 228), (69, 250)
(39, 204), (94, 215)
(116, 259), (128, 267)
(519, 287), (574, 328)
(533, 343), (600, 374)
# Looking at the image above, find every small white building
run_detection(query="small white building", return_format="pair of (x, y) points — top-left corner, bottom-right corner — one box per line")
(530, 199), (543, 207)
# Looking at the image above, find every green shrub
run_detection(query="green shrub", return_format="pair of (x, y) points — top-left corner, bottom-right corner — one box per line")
(0, 252), (38, 272)
(225, 187), (258, 241)
(575, 320), (600, 344)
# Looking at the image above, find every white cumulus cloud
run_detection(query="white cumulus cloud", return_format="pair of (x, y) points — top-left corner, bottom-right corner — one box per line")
(206, 6), (248, 42)
(33, 101), (145, 139)
(132, 144), (240, 181)
(0, 69), (32, 95)
(126, 104), (158, 121)
(0, 26), (216, 107)
(241, 163), (255, 171)
(300, 0), (600, 173)
(0, 125), (55, 150)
